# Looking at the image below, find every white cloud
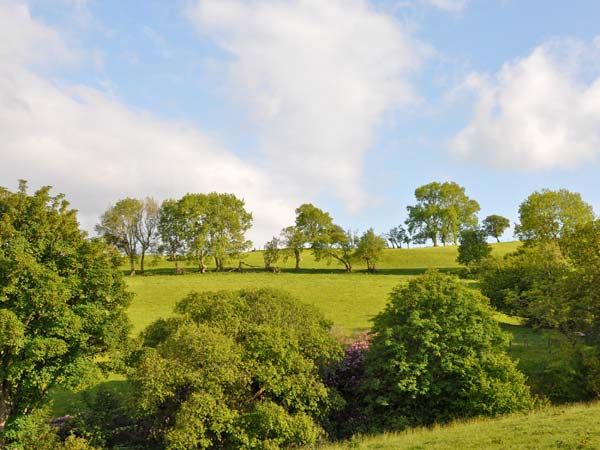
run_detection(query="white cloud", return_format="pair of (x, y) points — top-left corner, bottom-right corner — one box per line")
(0, 0), (297, 245)
(187, 0), (426, 211)
(451, 38), (600, 171)
(422, 0), (467, 12)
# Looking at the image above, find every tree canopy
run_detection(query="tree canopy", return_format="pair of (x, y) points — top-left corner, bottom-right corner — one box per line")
(514, 189), (594, 242)
(405, 182), (480, 247)
(482, 215), (510, 242)
(0, 182), (131, 438)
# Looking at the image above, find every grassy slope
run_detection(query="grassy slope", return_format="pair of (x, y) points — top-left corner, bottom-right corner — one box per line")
(316, 402), (600, 450)
(126, 242), (520, 335)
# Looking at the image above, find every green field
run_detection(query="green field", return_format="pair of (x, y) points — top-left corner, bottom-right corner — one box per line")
(315, 401), (600, 450)
(126, 243), (521, 335)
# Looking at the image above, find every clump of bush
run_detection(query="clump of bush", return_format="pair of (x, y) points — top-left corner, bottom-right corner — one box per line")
(360, 271), (533, 431)
(129, 288), (342, 449)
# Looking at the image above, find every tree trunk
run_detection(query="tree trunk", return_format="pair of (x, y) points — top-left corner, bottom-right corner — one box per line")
(432, 235), (438, 247)
(294, 249), (300, 272)
(140, 251), (145, 274)
(174, 255), (180, 274)
(496, 237), (500, 243)
(129, 254), (136, 276)
(0, 382), (11, 432)
(198, 253), (206, 273)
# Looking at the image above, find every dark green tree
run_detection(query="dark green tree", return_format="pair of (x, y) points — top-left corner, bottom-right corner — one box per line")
(482, 215), (510, 242)
(362, 271), (532, 430)
(130, 288), (342, 449)
(0, 182), (131, 439)
(457, 227), (492, 267)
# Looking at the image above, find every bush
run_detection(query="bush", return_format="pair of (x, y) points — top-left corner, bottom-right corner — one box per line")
(362, 271), (533, 431)
(129, 288), (343, 449)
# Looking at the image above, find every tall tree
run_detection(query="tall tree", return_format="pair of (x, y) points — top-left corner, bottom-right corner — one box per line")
(405, 182), (480, 247)
(482, 214), (510, 242)
(178, 193), (210, 273)
(515, 189), (595, 242)
(280, 226), (304, 271)
(136, 197), (159, 274)
(356, 228), (387, 273)
(204, 192), (253, 271)
(0, 182), (130, 436)
(96, 198), (143, 275)
(158, 199), (186, 274)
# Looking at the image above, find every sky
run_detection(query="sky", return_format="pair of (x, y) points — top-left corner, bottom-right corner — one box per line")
(1, 0), (600, 246)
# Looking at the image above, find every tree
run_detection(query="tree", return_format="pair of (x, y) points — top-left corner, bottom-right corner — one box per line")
(482, 215), (510, 242)
(178, 193), (210, 273)
(362, 271), (532, 430)
(136, 197), (159, 274)
(356, 229), (386, 273)
(457, 227), (492, 267)
(386, 226), (408, 249)
(158, 199), (186, 274)
(203, 193), (253, 271)
(0, 182), (131, 437)
(405, 182), (480, 247)
(130, 288), (342, 449)
(280, 226), (304, 271)
(263, 237), (281, 271)
(295, 203), (333, 244)
(294, 204), (356, 272)
(312, 226), (358, 273)
(514, 189), (594, 242)
(96, 198), (143, 275)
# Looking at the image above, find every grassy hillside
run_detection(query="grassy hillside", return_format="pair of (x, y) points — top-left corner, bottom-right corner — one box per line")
(316, 401), (600, 450)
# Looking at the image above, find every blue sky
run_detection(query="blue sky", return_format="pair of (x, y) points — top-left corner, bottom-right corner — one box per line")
(2, 0), (600, 245)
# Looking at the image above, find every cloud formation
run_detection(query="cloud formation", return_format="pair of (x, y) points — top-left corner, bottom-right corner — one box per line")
(0, 1), (296, 244)
(451, 38), (600, 171)
(187, 0), (426, 211)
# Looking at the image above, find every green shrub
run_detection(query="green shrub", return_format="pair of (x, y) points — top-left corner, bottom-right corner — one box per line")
(130, 288), (343, 449)
(362, 271), (533, 430)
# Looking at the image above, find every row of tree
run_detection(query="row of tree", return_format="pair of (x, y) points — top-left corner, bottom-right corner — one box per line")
(96, 193), (252, 275)
(265, 204), (387, 273)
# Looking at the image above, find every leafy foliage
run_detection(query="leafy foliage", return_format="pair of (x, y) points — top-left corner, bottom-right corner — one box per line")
(406, 182), (480, 247)
(355, 229), (386, 273)
(96, 197), (143, 275)
(482, 215), (510, 242)
(129, 288), (343, 449)
(0, 182), (131, 438)
(514, 189), (594, 242)
(457, 227), (492, 268)
(362, 271), (532, 430)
